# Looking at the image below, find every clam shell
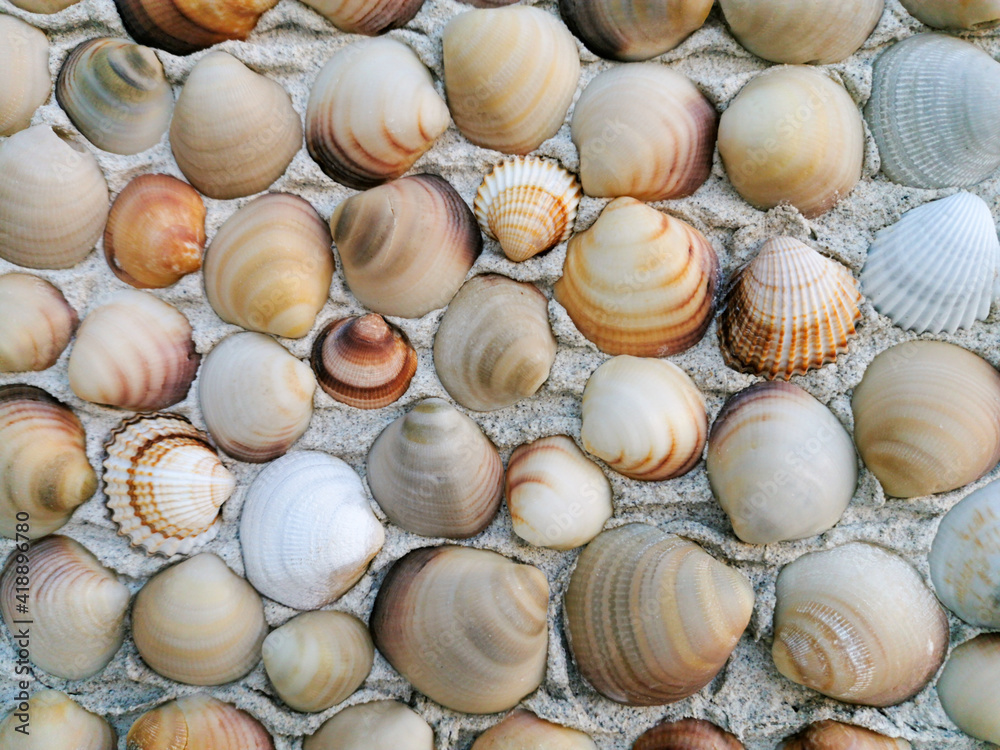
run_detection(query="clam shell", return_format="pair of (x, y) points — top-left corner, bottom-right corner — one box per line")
(443, 6), (580, 154)
(718, 237), (861, 380)
(571, 65), (717, 202)
(936, 634), (1000, 745)
(580, 355), (707, 481)
(0, 273), (77, 373)
(633, 719), (744, 750)
(772, 542), (949, 706)
(203, 193), (334, 339)
(0, 16), (50, 137)
(306, 38), (449, 190)
(565, 523), (754, 706)
(778, 721), (911, 750)
(304, 701), (434, 750)
(127, 694), (274, 750)
(900, 0), (1000, 28)
(472, 710), (597, 749)
(433, 274), (557, 411)
(132, 552), (268, 685)
(240, 451), (385, 610)
(554, 197), (719, 356)
(851, 340), (1000, 498)
(8, 0), (80, 11)
(298, 0), (425, 35)
(0, 536), (129, 680)
(366, 397), (503, 538)
(370, 545), (549, 714)
(114, 0), (276, 56)
(0, 690), (114, 750)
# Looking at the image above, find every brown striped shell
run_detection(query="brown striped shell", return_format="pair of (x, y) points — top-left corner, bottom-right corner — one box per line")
(298, 0), (426, 35)
(778, 721), (911, 749)
(633, 719), (744, 749)
(114, 0), (277, 56)
(126, 694), (274, 750)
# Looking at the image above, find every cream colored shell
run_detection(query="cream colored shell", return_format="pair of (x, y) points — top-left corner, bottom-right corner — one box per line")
(779, 721), (911, 750)
(0, 273), (77, 373)
(0, 16), (50, 137)
(901, 0), (1000, 28)
(472, 710), (597, 749)
(8, 0), (81, 13)
(304, 701), (434, 750)
(126, 694), (274, 750)
(0, 690), (114, 750)
(936, 634), (1000, 745)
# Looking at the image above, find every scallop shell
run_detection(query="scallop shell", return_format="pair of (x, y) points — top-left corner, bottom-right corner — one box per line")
(936, 634), (1000, 745)
(433, 274), (557, 411)
(580, 355), (707, 481)
(198, 332), (316, 463)
(114, 0), (277, 56)
(170, 51), (302, 199)
(132, 552), (268, 685)
(203, 193), (334, 339)
(634, 719), (744, 750)
(0, 536), (129, 680)
(718, 66), (864, 217)
(851, 340), (1000, 498)
(306, 38), (449, 190)
(304, 701), (434, 750)
(240, 451), (385, 610)
(772, 542), (949, 706)
(900, 0), (1000, 28)
(0, 16), (50, 137)
(443, 6), (580, 154)
(860, 192), (1000, 334)
(718, 237), (861, 379)
(472, 710), (597, 749)
(0, 273), (77, 373)
(331, 174), (483, 318)
(126, 694), (274, 750)
(370, 545), (549, 714)
(68, 290), (201, 412)
(571, 65), (717, 202)
(0, 690), (114, 750)
(554, 197), (719, 356)
(366, 398), (503, 538)
(298, 0), (425, 34)
(779, 721), (911, 750)
(565, 523), (755, 705)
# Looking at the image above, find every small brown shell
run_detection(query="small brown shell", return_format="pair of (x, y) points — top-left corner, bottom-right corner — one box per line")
(633, 719), (745, 750)
(127, 694), (274, 750)
(298, 0), (426, 35)
(0, 273), (77, 373)
(473, 710), (597, 749)
(779, 721), (911, 750)
(114, 0), (277, 56)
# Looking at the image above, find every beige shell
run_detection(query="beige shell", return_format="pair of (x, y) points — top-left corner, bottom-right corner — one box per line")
(634, 719), (744, 749)
(298, 0), (425, 35)
(0, 273), (77, 373)
(900, 0), (1000, 28)
(779, 721), (911, 750)
(472, 710), (597, 749)
(565, 523), (755, 705)
(170, 51), (302, 200)
(443, 6), (581, 154)
(718, 66), (864, 218)
(304, 701), (434, 750)
(772, 542), (949, 706)
(936, 634), (1000, 745)
(126, 694), (274, 750)
(554, 197), (719, 357)
(113, 0), (277, 56)
(8, 0), (81, 13)
(370, 545), (549, 714)
(204, 193), (334, 339)
(0, 16), (50, 137)
(0, 690), (114, 750)
(433, 274), (557, 411)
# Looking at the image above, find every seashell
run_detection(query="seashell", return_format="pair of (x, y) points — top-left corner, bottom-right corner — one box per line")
(474, 156), (581, 262)
(170, 51), (302, 200)
(331, 174), (482, 318)
(772, 542), (949, 706)
(370, 545), (549, 714)
(571, 65), (717, 202)
(554, 197), (719, 356)
(306, 38), (449, 190)
(7, 0), (81, 11)
(900, 0), (1000, 29)
(505, 435), (613, 551)
(472, 710), (597, 749)
(565, 523), (754, 705)
(860, 192), (999, 334)
(126, 694), (274, 750)
(311, 315), (417, 409)
(936, 634), (1000, 745)
(103, 413), (236, 557)
(0, 16), (50, 137)
(718, 66), (864, 218)
(0, 126), (109, 270)
(68, 290), (200, 412)
(56, 38), (172, 155)
(298, 0), (425, 35)
(203, 193), (334, 339)
(114, 0), (277, 56)
(778, 721), (911, 750)
(718, 237), (861, 380)
(199, 332), (316, 463)
(633, 719), (744, 750)
(103, 174), (206, 289)
(580, 355), (706, 481)
(304, 701), (434, 750)
(706, 381), (858, 544)
(865, 34), (1000, 189)
(132, 552), (268, 685)
(0, 536), (129, 680)
(366, 398), (503, 538)
(262, 610), (374, 712)
(0, 273), (77, 373)
(433, 274), (557, 411)
(442, 6), (580, 154)
(0, 690), (114, 750)
(0, 385), (96, 539)
(240, 451), (385, 610)
(851, 340), (1000, 498)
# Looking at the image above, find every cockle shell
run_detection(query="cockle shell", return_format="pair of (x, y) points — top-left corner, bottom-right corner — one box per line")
(936, 634), (1000, 745)
(565, 523), (754, 705)
(571, 65), (717, 202)
(240, 451), (384, 610)
(0, 690), (114, 750)
(0, 274), (77, 373)
(433, 274), (557, 411)
(0, 16), (50, 137)
(126, 694), (274, 750)
(304, 701), (434, 750)
(114, 0), (277, 56)
(633, 719), (744, 750)
(306, 38), (449, 190)
(0, 536), (129, 680)
(8, 0), (81, 12)
(901, 0), (1000, 28)
(203, 193), (334, 339)
(132, 552), (268, 685)
(472, 710), (597, 749)
(298, 0), (425, 35)
(370, 545), (549, 714)
(554, 197), (719, 357)
(778, 721), (911, 750)
(851, 340), (1000, 498)
(443, 6), (580, 154)
(772, 542), (949, 706)
(367, 398), (503, 538)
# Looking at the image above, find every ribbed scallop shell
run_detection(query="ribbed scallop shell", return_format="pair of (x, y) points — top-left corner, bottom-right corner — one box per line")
(772, 542), (949, 706)
(298, 0), (425, 34)
(473, 710), (597, 749)
(851, 340), (1000, 498)
(0, 273), (77, 373)
(634, 719), (744, 750)
(565, 524), (755, 706)
(304, 701), (434, 750)
(0, 690), (114, 750)
(901, 0), (1000, 28)
(936, 634), (1000, 745)
(0, 17), (50, 137)
(572, 65), (717, 202)
(779, 721), (911, 750)
(127, 694), (274, 750)
(443, 6), (580, 154)
(114, 0), (277, 56)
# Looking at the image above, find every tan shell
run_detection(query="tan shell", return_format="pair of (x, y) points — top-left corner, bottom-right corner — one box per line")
(0, 273), (77, 373)
(126, 694), (274, 750)
(900, 0), (1000, 28)
(936, 634), (1000, 745)
(634, 719), (745, 750)
(114, 0), (277, 56)
(0, 690), (114, 750)
(8, 0), (81, 12)
(298, 0), (425, 35)
(472, 710), (597, 749)
(0, 16), (50, 136)
(779, 721), (911, 750)
(304, 701), (434, 750)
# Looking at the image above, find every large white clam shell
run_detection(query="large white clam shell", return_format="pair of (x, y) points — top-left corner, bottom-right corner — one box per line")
(126, 694), (274, 750)
(901, 0), (1000, 29)
(0, 16), (50, 137)
(0, 690), (114, 750)
(304, 701), (434, 750)
(936, 634), (1000, 745)
(0, 273), (77, 373)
